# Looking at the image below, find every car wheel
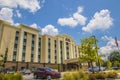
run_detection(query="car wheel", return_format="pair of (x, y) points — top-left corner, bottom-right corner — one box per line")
(34, 74), (38, 79)
(47, 75), (51, 80)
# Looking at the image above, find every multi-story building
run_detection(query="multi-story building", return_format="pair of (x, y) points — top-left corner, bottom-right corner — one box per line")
(0, 20), (81, 71)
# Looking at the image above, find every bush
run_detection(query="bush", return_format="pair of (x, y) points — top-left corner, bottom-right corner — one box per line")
(0, 73), (4, 80)
(0, 73), (23, 80)
(89, 72), (118, 79)
(107, 72), (117, 78)
(63, 70), (89, 80)
(78, 70), (89, 80)
(95, 73), (106, 79)
(89, 74), (96, 80)
(63, 72), (74, 80)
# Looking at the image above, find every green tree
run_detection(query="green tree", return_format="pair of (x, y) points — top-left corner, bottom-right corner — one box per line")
(109, 51), (120, 62)
(0, 48), (8, 68)
(106, 60), (112, 68)
(113, 61), (120, 67)
(79, 36), (100, 73)
(108, 51), (120, 67)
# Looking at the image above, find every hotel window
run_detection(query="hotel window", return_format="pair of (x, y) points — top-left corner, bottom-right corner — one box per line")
(22, 32), (27, 62)
(12, 31), (19, 61)
(60, 41), (63, 63)
(54, 40), (57, 63)
(31, 34), (35, 62)
(24, 32), (27, 39)
(48, 38), (51, 63)
(38, 38), (41, 63)
(66, 42), (69, 59)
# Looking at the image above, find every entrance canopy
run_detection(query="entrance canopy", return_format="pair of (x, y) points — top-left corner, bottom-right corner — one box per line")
(64, 58), (79, 64)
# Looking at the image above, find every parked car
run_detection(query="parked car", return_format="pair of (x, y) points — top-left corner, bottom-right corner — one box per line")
(111, 67), (120, 70)
(88, 66), (106, 72)
(7, 69), (15, 74)
(0, 68), (7, 73)
(20, 69), (31, 75)
(34, 67), (61, 79)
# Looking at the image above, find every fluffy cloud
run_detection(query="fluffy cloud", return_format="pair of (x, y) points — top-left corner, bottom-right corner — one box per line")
(57, 6), (87, 27)
(58, 17), (78, 27)
(0, 0), (40, 13)
(30, 23), (38, 28)
(99, 36), (120, 60)
(73, 13), (86, 25)
(41, 25), (59, 36)
(0, 8), (13, 23)
(16, 10), (22, 18)
(82, 9), (113, 32)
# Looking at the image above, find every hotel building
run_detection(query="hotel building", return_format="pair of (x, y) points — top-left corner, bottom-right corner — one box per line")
(0, 20), (81, 71)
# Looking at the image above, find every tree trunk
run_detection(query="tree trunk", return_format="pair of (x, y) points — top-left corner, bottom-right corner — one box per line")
(91, 60), (95, 73)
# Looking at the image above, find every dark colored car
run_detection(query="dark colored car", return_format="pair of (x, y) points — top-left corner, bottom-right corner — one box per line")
(34, 67), (61, 79)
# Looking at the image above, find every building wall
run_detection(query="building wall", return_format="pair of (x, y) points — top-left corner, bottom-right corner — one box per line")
(0, 20), (80, 71)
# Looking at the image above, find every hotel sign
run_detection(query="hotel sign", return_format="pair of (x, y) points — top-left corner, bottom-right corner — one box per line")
(66, 38), (70, 42)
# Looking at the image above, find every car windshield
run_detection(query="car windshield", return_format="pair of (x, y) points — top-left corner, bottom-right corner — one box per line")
(46, 68), (54, 72)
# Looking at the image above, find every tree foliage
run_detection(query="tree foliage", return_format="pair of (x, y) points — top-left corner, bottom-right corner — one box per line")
(78, 36), (102, 73)
(109, 51), (120, 62)
(79, 36), (99, 63)
(106, 60), (112, 68)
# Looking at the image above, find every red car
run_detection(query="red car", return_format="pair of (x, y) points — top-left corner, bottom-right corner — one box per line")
(34, 67), (61, 79)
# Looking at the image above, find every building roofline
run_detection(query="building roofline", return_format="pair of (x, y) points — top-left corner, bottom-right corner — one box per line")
(0, 20), (11, 25)
(18, 24), (41, 32)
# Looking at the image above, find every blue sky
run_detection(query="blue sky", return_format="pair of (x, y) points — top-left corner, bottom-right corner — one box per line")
(0, 0), (120, 58)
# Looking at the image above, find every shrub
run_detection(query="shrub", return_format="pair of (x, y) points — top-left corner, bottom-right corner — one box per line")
(89, 74), (96, 80)
(95, 73), (106, 79)
(107, 72), (117, 78)
(63, 70), (89, 80)
(0, 73), (23, 80)
(0, 73), (4, 80)
(78, 70), (89, 80)
(63, 72), (74, 80)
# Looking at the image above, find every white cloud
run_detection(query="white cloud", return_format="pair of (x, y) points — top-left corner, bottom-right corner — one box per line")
(77, 7), (83, 13)
(16, 10), (22, 18)
(73, 13), (86, 25)
(0, 8), (13, 24)
(58, 17), (78, 27)
(41, 25), (59, 36)
(0, 0), (40, 13)
(101, 35), (113, 41)
(57, 6), (87, 27)
(82, 9), (113, 32)
(30, 23), (38, 28)
(99, 36), (120, 60)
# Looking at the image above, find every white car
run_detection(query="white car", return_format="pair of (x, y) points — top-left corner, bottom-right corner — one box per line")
(20, 69), (31, 75)
(88, 66), (106, 72)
